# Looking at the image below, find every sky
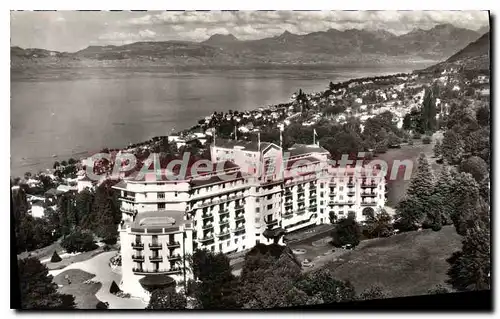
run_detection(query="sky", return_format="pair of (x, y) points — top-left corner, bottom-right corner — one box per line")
(10, 10), (490, 52)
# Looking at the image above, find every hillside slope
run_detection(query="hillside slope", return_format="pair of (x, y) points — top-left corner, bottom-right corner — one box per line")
(422, 32), (490, 73)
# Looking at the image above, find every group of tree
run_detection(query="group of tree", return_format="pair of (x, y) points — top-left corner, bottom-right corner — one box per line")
(17, 257), (76, 309)
(14, 178), (121, 254)
(146, 246), (388, 309)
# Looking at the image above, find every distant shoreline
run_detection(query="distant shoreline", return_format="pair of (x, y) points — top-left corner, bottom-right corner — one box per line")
(10, 64), (420, 178)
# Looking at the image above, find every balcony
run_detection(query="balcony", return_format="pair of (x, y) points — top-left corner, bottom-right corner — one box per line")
(219, 209), (230, 216)
(235, 204), (244, 210)
(132, 255), (145, 262)
(297, 208), (306, 215)
(297, 188), (305, 194)
(285, 202), (293, 208)
(149, 256), (163, 263)
(361, 183), (377, 188)
(265, 219), (278, 226)
(297, 198), (305, 204)
(309, 204), (318, 211)
(235, 214), (245, 222)
(131, 242), (144, 250)
(283, 210), (294, 217)
(202, 223), (214, 230)
(217, 230), (231, 238)
(168, 254), (182, 261)
(309, 191), (317, 197)
(133, 267), (182, 275)
(347, 182), (355, 187)
(202, 213), (214, 219)
(361, 192), (376, 197)
(167, 241), (181, 248)
(233, 225), (246, 233)
(219, 219), (230, 226)
(361, 202), (376, 206)
(149, 243), (162, 250)
(198, 234), (214, 242)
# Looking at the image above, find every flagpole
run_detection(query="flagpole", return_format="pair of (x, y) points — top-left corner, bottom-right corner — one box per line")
(313, 129), (316, 146)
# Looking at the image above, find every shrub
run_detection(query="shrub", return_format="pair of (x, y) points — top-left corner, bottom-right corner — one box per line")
(61, 228), (97, 253)
(103, 245), (111, 252)
(408, 139), (414, 146)
(431, 224), (442, 232)
(422, 136), (432, 144)
(96, 301), (108, 309)
(331, 217), (361, 248)
(110, 280), (121, 294)
(50, 251), (62, 263)
(412, 133), (421, 140)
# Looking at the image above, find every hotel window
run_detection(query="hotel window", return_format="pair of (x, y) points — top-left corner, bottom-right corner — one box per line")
(158, 203), (165, 210)
(256, 207), (260, 213)
(256, 198), (260, 203)
(235, 238), (238, 244)
(320, 183), (324, 188)
(267, 204), (273, 210)
(320, 192), (324, 197)
(339, 186), (343, 191)
(174, 192), (178, 197)
(339, 196), (343, 200)
(211, 246), (215, 252)
(158, 193), (165, 199)
(266, 194), (272, 200)
(219, 244), (223, 251)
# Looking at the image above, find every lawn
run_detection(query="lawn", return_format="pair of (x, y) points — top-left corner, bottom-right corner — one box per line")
(323, 225), (462, 298)
(53, 269), (102, 309)
(375, 138), (441, 207)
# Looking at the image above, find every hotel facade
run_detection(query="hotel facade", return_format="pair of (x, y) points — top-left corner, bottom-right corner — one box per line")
(113, 140), (387, 299)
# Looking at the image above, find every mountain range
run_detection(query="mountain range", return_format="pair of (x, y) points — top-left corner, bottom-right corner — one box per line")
(11, 23), (488, 69)
(423, 31), (490, 72)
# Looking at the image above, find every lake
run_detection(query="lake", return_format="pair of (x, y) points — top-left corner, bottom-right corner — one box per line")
(11, 64), (431, 177)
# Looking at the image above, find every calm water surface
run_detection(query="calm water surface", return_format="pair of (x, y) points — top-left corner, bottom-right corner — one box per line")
(11, 65), (429, 177)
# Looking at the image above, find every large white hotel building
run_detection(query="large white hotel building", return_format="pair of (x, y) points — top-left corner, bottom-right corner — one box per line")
(113, 140), (386, 298)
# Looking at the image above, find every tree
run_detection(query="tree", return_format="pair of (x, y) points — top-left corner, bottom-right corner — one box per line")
(433, 139), (442, 158)
(109, 281), (121, 294)
(61, 228), (97, 253)
(237, 244), (304, 308)
(147, 288), (187, 309)
(427, 165), (455, 227)
(75, 189), (94, 226)
(464, 128), (490, 164)
(331, 217), (361, 247)
(411, 153), (435, 193)
(427, 285), (451, 295)
(50, 251), (62, 263)
(459, 156), (488, 183)
(189, 249), (240, 309)
(441, 130), (465, 165)
(364, 209), (393, 238)
(448, 172), (484, 236)
(295, 268), (356, 304)
(84, 185), (118, 244)
(476, 106), (490, 126)
(357, 286), (388, 300)
(57, 193), (77, 236)
(446, 225), (490, 291)
(53, 161), (60, 169)
(17, 257), (76, 309)
(422, 135), (432, 144)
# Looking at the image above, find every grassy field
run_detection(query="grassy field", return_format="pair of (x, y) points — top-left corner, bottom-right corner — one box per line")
(324, 225), (462, 298)
(375, 138), (441, 207)
(53, 269), (102, 309)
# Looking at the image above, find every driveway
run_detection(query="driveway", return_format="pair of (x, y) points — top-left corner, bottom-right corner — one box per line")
(49, 251), (147, 309)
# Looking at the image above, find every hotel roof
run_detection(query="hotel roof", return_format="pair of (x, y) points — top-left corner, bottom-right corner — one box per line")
(129, 210), (186, 231)
(213, 139), (274, 152)
(287, 144), (329, 157)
